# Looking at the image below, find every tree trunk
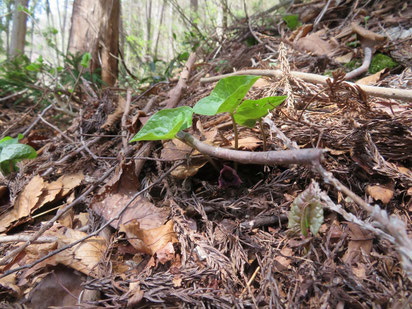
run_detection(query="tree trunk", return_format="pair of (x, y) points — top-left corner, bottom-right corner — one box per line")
(144, 0), (152, 61)
(152, 0), (166, 60)
(9, 0), (29, 58)
(101, 0), (120, 86)
(67, 0), (119, 86)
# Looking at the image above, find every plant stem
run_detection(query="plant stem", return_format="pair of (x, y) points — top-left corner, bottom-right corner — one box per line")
(258, 119), (267, 151)
(230, 113), (239, 170)
(230, 113), (239, 150)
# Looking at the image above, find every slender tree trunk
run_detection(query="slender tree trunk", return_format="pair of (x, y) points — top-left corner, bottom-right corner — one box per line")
(5, 1), (13, 56)
(167, 2), (174, 61)
(56, 0), (69, 54)
(9, 0), (29, 58)
(68, 0), (120, 86)
(152, 0), (166, 59)
(101, 0), (120, 86)
(144, 0), (152, 61)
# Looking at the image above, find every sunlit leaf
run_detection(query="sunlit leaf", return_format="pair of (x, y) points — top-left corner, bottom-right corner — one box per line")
(234, 96), (287, 127)
(0, 136), (19, 151)
(129, 106), (193, 142)
(81, 52), (92, 68)
(193, 75), (260, 116)
(288, 181), (324, 237)
(0, 144), (37, 163)
(283, 15), (301, 30)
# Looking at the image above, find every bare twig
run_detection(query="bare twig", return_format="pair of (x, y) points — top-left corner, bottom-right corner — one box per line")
(41, 137), (101, 177)
(22, 104), (53, 137)
(200, 69), (412, 102)
(176, 131), (324, 166)
(39, 115), (75, 143)
(121, 89), (132, 152)
(0, 235), (57, 244)
(164, 52), (197, 108)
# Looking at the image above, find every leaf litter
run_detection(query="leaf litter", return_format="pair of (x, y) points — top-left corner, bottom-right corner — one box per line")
(0, 1), (412, 308)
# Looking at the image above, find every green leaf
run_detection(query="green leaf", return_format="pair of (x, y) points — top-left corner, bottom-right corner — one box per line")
(282, 15), (301, 31)
(288, 181), (324, 237)
(0, 143), (37, 163)
(177, 52), (189, 61)
(25, 63), (42, 72)
(234, 96), (287, 127)
(129, 106), (193, 142)
(0, 136), (19, 151)
(81, 52), (92, 68)
(193, 75), (260, 116)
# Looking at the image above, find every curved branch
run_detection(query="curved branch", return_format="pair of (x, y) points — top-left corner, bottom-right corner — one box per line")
(176, 131), (324, 166)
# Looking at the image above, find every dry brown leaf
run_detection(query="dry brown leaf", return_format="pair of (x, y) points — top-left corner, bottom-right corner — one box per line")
(172, 275), (182, 287)
(366, 184), (394, 204)
(356, 69), (386, 85)
(161, 139), (193, 161)
(352, 263), (367, 279)
(0, 173), (84, 233)
(295, 31), (338, 56)
(92, 163), (169, 229)
(0, 175), (44, 233)
(101, 96), (125, 130)
(171, 160), (207, 179)
(127, 282), (144, 307)
(156, 242), (175, 264)
(26, 266), (85, 308)
(58, 173), (84, 197)
(274, 247), (293, 271)
(231, 136), (262, 151)
(252, 78), (271, 88)
(325, 147), (348, 155)
(335, 52), (353, 64)
(54, 227), (107, 277)
(120, 220), (178, 255)
(0, 270), (21, 297)
(342, 222), (373, 265)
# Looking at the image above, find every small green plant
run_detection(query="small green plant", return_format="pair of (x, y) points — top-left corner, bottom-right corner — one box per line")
(288, 181), (324, 237)
(369, 53), (398, 74)
(0, 135), (37, 175)
(282, 15), (301, 31)
(130, 75), (286, 150)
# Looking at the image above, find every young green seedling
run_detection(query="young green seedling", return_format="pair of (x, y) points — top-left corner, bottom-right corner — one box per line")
(233, 96), (286, 150)
(129, 106), (193, 142)
(0, 134), (37, 175)
(130, 75), (286, 153)
(193, 75), (260, 150)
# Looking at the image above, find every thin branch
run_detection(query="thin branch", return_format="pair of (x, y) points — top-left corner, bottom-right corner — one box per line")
(176, 131), (324, 166)
(200, 69), (412, 102)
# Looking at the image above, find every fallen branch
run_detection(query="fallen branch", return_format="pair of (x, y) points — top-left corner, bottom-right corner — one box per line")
(176, 131), (324, 166)
(200, 69), (412, 102)
(164, 52), (197, 108)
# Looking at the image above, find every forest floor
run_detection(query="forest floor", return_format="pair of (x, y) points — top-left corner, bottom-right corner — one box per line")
(0, 1), (412, 308)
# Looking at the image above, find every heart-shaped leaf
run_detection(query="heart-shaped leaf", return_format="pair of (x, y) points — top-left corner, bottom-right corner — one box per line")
(234, 96), (287, 128)
(130, 106), (193, 142)
(193, 75), (260, 116)
(0, 143), (37, 163)
(0, 136), (18, 151)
